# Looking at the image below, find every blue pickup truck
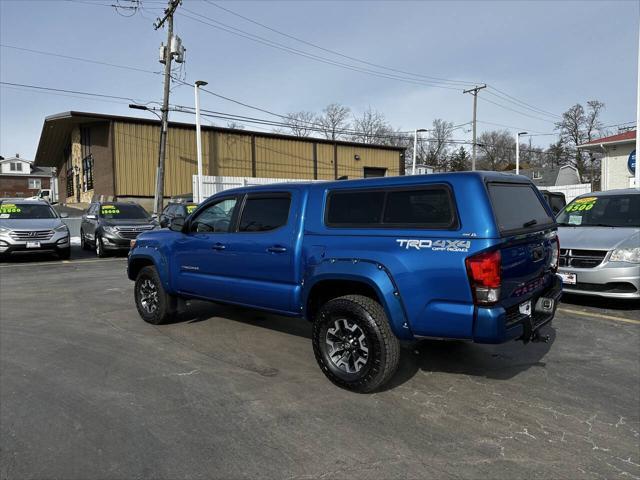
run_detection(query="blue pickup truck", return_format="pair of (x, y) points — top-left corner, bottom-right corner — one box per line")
(128, 172), (561, 392)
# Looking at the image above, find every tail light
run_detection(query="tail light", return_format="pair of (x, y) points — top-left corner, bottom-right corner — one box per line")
(465, 250), (501, 305)
(550, 236), (560, 273)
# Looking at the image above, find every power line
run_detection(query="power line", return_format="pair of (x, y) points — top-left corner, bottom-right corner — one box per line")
(478, 95), (557, 124)
(486, 86), (560, 119)
(178, 8), (467, 91)
(0, 81), (154, 104)
(202, 0), (477, 88)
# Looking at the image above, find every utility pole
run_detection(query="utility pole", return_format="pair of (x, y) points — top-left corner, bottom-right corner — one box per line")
(463, 84), (486, 171)
(636, 15), (640, 190)
(412, 128), (428, 175)
(153, 0), (181, 214)
(194, 80), (208, 203)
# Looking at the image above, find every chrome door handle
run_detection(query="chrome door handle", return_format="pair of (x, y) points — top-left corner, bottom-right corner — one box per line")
(212, 243), (226, 250)
(267, 246), (287, 253)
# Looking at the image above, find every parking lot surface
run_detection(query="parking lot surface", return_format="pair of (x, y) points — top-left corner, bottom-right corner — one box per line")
(1, 250), (639, 479)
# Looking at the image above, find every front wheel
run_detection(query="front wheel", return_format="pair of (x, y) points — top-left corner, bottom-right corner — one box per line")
(95, 235), (106, 258)
(134, 266), (177, 325)
(312, 294), (400, 393)
(80, 230), (90, 251)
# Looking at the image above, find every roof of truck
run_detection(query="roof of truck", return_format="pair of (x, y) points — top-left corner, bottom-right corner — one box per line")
(221, 171), (530, 195)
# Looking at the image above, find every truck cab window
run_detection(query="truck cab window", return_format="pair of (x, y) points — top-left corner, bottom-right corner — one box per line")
(239, 195), (291, 232)
(190, 198), (237, 233)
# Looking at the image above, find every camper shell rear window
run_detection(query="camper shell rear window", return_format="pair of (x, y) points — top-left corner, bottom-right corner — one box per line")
(487, 182), (554, 234)
(325, 185), (458, 229)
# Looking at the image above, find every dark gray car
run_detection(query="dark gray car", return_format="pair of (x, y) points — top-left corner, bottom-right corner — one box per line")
(80, 202), (158, 257)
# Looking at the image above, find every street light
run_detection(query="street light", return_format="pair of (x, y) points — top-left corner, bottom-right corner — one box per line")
(515, 131), (528, 175)
(194, 80), (208, 203)
(412, 128), (429, 175)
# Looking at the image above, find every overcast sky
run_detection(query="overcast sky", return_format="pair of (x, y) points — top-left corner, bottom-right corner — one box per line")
(0, 0), (637, 161)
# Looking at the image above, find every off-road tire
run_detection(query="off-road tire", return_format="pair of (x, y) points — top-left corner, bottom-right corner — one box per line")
(58, 247), (71, 260)
(134, 266), (177, 325)
(312, 294), (400, 393)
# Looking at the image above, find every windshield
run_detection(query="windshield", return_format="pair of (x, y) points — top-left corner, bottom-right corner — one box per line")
(557, 195), (640, 228)
(0, 202), (57, 219)
(100, 204), (149, 220)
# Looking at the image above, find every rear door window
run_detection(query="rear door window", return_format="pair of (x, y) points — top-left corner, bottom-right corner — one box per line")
(326, 185), (457, 229)
(239, 194), (291, 232)
(488, 183), (554, 233)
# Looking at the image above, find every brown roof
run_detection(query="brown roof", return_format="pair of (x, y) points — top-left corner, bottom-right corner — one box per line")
(579, 130), (636, 148)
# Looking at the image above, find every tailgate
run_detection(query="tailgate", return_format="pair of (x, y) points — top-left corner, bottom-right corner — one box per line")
(487, 182), (558, 309)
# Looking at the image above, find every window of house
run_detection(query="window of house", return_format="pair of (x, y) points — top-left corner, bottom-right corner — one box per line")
(239, 194), (291, 232)
(28, 178), (41, 190)
(10, 162), (23, 172)
(532, 171), (543, 180)
(363, 167), (387, 178)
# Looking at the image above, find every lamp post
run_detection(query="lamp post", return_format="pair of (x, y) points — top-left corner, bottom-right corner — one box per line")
(194, 80), (208, 203)
(412, 128), (429, 175)
(515, 131), (528, 175)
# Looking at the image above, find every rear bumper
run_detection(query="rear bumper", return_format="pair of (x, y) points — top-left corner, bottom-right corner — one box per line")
(473, 276), (562, 344)
(558, 265), (639, 299)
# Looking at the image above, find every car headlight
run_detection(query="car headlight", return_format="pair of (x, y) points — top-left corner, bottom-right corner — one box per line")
(55, 224), (69, 233)
(0, 226), (10, 235)
(610, 248), (640, 264)
(103, 226), (116, 234)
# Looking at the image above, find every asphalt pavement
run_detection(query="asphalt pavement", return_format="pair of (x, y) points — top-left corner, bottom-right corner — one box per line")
(1, 249), (638, 479)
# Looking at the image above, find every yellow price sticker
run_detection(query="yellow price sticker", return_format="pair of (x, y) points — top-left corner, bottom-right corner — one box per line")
(186, 205), (197, 214)
(566, 197), (597, 213)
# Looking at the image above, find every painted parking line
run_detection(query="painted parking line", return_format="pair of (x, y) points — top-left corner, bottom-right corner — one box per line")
(0, 258), (125, 268)
(558, 307), (640, 325)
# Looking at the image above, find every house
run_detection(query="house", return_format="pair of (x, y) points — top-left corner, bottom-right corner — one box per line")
(0, 154), (53, 198)
(33, 111), (406, 209)
(510, 165), (581, 187)
(577, 130), (635, 190)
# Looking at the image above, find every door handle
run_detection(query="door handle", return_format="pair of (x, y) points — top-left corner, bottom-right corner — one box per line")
(267, 246), (287, 253)
(212, 243), (226, 251)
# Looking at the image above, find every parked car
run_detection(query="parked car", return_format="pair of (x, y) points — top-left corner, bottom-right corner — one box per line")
(80, 201), (158, 257)
(556, 189), (639, 299)
(158, 201), (198, 228)
(539, 190), (566, 216)
(0, 198), (70, 260)
(127, 172), (562, 392)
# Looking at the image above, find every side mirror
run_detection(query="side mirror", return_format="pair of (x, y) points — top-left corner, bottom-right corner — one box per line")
(151, 213), (158, 220)
(170, 217), (186, 232)
(86, 214), (97, 220)
(60, 212), (69, 218)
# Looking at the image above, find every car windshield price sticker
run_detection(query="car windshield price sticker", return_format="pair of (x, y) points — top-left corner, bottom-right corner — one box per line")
(186, 205), (197, 214)
(101, 205), (120, 215)
(0, 204), (21, 216)
(565, 197), (597, 213)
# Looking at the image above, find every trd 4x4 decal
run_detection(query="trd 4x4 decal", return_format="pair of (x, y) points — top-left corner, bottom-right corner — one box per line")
(396, 239), (471, 252)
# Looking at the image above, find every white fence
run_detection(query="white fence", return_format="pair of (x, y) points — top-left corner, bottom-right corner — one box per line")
(193, 175), (320, 202)
(543, 183), (592, 202)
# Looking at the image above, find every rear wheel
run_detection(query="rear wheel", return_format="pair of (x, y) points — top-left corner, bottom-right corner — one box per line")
(80, 230), (90, 251)
(134, 266), (177, 325)
(312, 294), (400, 393)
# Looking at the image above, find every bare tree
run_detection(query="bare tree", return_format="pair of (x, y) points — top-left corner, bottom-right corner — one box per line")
(350, 107), (394, 144)
(477, 130), (514, 171)
(425, 119), (455, 171)
(317, 103), (351, 140)
(283, 111), (316, 137)
(555, 100), (605, 176)
(226, 121), (245, 130)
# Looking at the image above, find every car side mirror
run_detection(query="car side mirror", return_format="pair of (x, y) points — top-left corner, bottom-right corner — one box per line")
(170, 217), (186, 232)
(151, 213), (158, 220)
(60, 212), (69, 218)
(86, 214), (97, 220)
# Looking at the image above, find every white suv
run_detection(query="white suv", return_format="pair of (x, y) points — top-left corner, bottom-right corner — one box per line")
(0, 199), (70, 260)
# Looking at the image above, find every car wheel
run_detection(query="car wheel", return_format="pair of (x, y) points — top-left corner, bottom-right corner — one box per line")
(312, 294), (400, 393)
(95, 235), (106, 258)
(134, 266), (177, 325)
(58, 247), (71, 260)
(80, 230), (90, 251)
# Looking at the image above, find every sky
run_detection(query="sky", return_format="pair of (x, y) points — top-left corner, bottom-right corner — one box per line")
(0, 0), (638, 161)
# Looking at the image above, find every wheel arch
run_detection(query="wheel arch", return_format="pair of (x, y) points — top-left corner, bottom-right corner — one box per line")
(303, 260), (413, 340)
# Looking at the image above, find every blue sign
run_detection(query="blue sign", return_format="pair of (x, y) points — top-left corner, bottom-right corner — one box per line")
(629, 150), (636, 175)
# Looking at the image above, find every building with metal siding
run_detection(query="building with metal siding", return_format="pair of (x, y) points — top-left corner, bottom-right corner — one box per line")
(34, 111), (406, 207)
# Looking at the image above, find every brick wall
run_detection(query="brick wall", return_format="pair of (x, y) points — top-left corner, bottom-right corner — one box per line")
(0, 175), (50, 198)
